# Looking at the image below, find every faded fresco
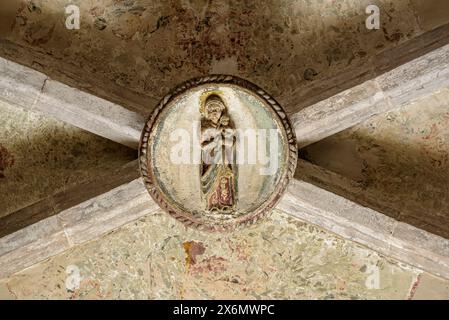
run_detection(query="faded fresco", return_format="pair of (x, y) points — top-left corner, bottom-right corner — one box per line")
(1, 0), (447, 115)
(1, 209), (449, 300)
(1, 0), (449, 301)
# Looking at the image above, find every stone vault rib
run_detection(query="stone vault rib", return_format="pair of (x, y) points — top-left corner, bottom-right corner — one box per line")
(2, 160), (449, 280)
(281, 22), (449, 114)
(0, 160), (141, 238)
(3, 28), (449, 152)
(292, 41), (449, 149)
(0, 57), (144, 150)
(278, 161), (449, 281)
(0, 176), (159, 279)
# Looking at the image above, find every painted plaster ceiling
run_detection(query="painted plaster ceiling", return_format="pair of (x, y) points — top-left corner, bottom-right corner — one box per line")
(0, 0), (445, 116)
(1, 0), (449, 299)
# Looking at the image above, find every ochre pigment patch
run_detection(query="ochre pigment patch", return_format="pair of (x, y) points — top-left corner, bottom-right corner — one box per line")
(183, 241), (206, 265)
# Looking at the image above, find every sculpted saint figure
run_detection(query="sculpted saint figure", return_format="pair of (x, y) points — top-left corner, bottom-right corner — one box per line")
(200, 94), (237, 214)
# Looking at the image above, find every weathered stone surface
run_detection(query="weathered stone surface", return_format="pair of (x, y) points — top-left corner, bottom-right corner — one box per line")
(293, 43), (449, 148)
(0, 214), (61, 257)
(0, 228), (70, 280)
(0, 57), (145, 149)
(295, 159), (403, 220)
(38, 78), (144, 149)
(281, 165), (449, 280)
(0, 160), (141, 238)
(0, 56), (45, 109)
(4, 35), (448, 159)
(58, 179), (158, 246)
(0, 198), (56, 239)
(292, 80), (388, 148)
(4, 164), (449, 287)
(376, 42), (449, 104)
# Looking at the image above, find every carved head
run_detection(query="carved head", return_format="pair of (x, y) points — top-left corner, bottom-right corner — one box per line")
(204, 94), (226, 124)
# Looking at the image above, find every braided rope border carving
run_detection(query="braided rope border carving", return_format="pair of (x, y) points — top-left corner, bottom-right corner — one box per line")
(139, 75), (297, 232)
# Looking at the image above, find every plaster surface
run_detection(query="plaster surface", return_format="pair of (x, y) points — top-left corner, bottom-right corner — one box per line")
(0, 0), (447, 115)
(302, 88), (449, 239)
(0, 99), (136, 218)
(1, 209), (448, 300)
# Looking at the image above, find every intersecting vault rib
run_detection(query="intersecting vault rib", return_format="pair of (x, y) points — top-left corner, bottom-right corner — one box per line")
(2, 25), (449, 280)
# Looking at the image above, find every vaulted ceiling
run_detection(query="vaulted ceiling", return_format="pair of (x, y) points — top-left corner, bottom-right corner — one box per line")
(1, 0), (449, 298)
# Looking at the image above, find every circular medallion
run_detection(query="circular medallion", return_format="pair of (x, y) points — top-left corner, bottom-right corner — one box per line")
(139, 75), (297, 231)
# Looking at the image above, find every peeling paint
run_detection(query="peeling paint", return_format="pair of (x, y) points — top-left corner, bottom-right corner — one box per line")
(183, 241), (206, 266)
